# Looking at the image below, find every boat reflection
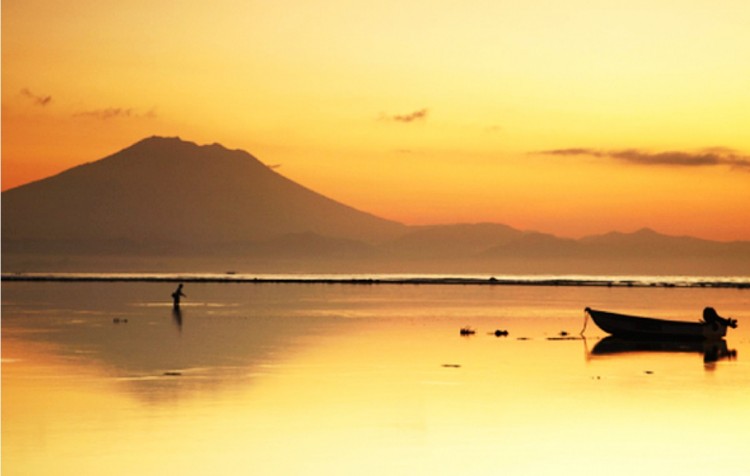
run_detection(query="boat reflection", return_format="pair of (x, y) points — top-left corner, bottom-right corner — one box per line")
(592, 336), (737, 365)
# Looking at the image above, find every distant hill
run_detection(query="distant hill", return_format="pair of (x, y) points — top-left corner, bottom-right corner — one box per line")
(480, 228), (750, 275)
(2, 136), (405, 259)
(3, 136), (748, 274)
(384, 223), (524, 259)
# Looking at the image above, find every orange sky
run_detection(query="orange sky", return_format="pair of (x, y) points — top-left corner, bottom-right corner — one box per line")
(3, 0), (750, 240)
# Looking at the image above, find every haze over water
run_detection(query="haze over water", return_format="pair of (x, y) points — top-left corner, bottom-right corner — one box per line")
(3, 279), (749, 475)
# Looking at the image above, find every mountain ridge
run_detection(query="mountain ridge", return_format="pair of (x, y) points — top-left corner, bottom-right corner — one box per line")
(3, 136), (406, 247)
(3, 136), (748, 274)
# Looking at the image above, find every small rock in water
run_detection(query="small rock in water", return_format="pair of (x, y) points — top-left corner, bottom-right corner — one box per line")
(163, 371), (182, 376)
(494, 329), (509, 337)
(460, 327), (476, 336)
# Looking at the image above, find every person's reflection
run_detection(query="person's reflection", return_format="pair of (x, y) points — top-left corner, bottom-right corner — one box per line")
(172, 306), (183, 333)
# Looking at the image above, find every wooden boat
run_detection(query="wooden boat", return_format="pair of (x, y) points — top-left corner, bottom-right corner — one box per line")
(584, 307), (737, 340)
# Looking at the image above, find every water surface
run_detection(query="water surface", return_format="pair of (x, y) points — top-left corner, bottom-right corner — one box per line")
(3, 281), (749, 475)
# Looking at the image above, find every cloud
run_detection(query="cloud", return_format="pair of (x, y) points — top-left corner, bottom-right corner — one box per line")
(536, 147), (750, 171)
(381, 108), (428, 123)
(74, 107), (157, 120)
(21, 88), (52, 106)
(540, 148), (603, 157)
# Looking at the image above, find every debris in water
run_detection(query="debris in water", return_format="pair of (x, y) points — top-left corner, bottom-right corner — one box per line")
(494, 329), (509, 337)
(460, 327), (476, 336)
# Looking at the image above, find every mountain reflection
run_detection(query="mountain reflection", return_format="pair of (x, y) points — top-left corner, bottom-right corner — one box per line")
(2, 281), (358, 402)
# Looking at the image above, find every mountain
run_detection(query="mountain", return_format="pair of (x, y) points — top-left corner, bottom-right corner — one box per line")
(482, 232), (583, 259)
(3, 136), (748, 274)
(384, 223), (524, 259)
(580, 228), (733, 256)
(481, 228), (750, 275)
(2, 136), (405, 260)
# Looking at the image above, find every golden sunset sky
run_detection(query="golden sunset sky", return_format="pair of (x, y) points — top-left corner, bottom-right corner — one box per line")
(3, 0), (750, 240)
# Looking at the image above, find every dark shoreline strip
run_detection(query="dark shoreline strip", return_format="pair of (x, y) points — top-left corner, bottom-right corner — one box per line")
(2, 274), (747, 289)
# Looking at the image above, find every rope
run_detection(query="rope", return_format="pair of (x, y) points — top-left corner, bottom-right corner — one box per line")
(580, 307), (590, 336)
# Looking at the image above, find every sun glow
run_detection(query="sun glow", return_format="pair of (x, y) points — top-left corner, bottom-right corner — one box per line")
(3, 0), (750, 240)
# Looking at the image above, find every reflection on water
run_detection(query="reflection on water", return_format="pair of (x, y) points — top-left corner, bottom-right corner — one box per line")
(591, 336), (738, 366)
(171, 306), (183, 332)
(2, 281), (750, 475)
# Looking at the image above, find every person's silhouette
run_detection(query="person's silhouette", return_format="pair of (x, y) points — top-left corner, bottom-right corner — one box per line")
(172, 283), (186, 310)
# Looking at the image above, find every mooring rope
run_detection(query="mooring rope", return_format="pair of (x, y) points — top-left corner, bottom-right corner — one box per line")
(580, 307), (590, 336)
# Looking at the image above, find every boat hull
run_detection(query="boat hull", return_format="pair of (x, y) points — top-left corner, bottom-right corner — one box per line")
(585, 308), (727, 340)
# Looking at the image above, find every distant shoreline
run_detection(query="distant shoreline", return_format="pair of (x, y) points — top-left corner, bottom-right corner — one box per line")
(2, 273), (748, 289)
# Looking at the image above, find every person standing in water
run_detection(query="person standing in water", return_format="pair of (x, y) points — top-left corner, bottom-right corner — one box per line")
(172, 283), (186, 310)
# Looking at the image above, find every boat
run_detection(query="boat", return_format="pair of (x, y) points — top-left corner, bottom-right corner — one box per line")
(584, 307), (737, 340)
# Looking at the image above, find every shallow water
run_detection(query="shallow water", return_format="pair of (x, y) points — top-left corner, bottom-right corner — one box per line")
(3, 281), (750, 475)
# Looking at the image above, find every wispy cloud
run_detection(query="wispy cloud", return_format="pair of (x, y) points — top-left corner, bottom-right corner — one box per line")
(381, 108), (428, 123)
(540, 148), (601, 157)
(536, 147), (750, 171)
(21, 88), (52, 107)
(73, 107), (156, 120)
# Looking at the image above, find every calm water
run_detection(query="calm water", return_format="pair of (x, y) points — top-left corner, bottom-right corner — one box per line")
(3, 281), (750, 475)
